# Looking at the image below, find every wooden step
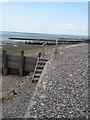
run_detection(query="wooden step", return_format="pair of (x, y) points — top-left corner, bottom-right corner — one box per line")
(32, 57), (49, 83)
(35, 69), (42, 74)
(34, 74), (41, 78)
(38, 60), (47, 63)
(37, 65), (44, 69)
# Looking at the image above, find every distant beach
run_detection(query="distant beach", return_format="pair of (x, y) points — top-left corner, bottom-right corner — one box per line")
(0, 31), (88, 57)
(1, 31), (88, 42)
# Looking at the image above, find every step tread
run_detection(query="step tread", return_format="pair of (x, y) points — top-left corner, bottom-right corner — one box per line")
(38, 61), (46, 64)
(34, 73), (41, 76)
(35, 69), (43, 72)
(35, 69), (43, 74)
(37, 65), (44, 68)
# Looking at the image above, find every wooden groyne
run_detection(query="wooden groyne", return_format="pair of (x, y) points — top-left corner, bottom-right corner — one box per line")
(25, 40), (88, 45)
(9, 37), (89, 45)
(9, 37), (56, 41)
(2, 51), (40, 76)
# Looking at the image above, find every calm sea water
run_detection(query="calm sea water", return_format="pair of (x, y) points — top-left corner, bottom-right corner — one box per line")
(0, 31), (88, 43)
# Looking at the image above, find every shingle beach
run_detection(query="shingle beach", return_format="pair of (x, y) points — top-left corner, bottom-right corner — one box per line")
(24, 43), (89, 119)
(2, 43), (89, 118)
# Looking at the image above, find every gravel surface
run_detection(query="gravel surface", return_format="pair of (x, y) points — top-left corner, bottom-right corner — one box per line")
(24, 43), (89, 119)
(2, 75), (37, 118)
(2, 75), (21, 95)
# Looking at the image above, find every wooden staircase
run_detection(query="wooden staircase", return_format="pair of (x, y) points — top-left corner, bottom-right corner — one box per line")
(32, 57), (49, 83)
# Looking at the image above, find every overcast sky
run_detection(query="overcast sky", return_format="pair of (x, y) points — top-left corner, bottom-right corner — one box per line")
(2, 2), (88, 35)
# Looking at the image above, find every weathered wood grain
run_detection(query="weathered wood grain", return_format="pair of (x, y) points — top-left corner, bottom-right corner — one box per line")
(2, 51), (37, 76)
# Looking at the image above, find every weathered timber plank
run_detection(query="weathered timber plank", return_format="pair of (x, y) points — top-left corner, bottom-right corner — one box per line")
(24, 64), (35, 72)
(19, 51), (24, 77)
(7, 55), (20, 62)
(7, 61), (20, 69)
(2, 51), (37, 75)
(25, 57), (37, 64)
(2, 51), (8, 75)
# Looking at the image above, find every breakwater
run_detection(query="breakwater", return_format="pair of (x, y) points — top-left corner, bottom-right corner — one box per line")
(2, 51), (37, 76)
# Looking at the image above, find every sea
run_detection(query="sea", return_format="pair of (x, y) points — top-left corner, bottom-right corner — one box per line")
(0, 31), (88, 45)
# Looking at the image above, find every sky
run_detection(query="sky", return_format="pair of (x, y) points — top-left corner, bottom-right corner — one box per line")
(1, 2), (88, 35)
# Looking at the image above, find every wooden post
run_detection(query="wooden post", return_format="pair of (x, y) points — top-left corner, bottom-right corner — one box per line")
(3, 51), (8, 76)
(38, 52), (41, 58)
(19, 51), (24, 77)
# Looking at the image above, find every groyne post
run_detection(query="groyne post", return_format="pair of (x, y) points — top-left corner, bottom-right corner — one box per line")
(41, 42), (47, 57)
(3, 51), (8, 76)
(51, 39), (60, 60)
(19, 51), (24, 77)
(38, 52), (41, 58)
